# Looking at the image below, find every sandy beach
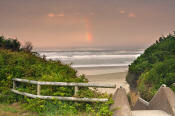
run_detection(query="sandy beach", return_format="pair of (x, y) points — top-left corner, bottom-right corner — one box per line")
(86, 71), (130, 94)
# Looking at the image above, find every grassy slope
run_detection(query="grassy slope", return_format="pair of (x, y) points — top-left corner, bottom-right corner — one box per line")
(0, 103), (37, 116)
(0, 103), (95, 116)
(0, 49), (86, 98)
(0, 49), (113, 116)
(126, 34), (175, 101)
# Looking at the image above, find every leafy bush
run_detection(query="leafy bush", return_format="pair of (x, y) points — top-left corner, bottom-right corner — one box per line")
(0, 36), (21, 51)
(0, 49), (113, 115)
(21, 41), (33, 52)
(126, 32), (175, 101)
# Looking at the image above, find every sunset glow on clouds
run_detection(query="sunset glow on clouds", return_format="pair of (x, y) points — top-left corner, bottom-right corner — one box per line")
(48, 13), (55, 18)
(128, 13), (136, 18)
(46, 12), (93, 44)
(48, 13), (64, 18)
(119, 10), (136, 18)
(1, 0), (175, 48)
(120, 10), (125, 14)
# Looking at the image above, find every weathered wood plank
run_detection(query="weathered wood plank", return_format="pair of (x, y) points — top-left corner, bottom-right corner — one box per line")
(11, 89), (108, 102)
(13, 80), (16, 89)
(74, 86), (78, 96)
(12, 78), (116, 88)
(37, 84), (41, 95)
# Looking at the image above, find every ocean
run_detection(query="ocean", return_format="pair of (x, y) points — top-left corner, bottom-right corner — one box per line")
(36, 48), (144, 75)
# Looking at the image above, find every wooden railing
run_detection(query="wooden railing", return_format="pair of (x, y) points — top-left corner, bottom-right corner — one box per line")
(11, 78), (116, 102)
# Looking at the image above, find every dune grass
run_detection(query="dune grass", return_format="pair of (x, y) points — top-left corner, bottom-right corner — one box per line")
(0, 103), (100, 116)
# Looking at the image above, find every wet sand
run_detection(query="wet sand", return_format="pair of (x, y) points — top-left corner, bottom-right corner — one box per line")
(86, 72), (130, 94)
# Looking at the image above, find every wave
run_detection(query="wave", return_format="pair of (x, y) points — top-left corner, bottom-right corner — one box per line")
(46, 56), (70, 59)
(71, 63), (129, 68)
(72, 54), (140, 59)
(38, 50), (144, 55)
(46, 54), (140, 60)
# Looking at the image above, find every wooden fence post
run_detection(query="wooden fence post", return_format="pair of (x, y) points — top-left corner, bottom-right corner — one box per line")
(37, 84), (41, 95)
(13, 80), (16, 89)
(74, 86), (78, 96)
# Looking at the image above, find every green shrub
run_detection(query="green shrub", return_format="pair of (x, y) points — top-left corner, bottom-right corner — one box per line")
(126, 32), (175, 101)
(0, 49), (113, 115)
(0, 36), (21, 51)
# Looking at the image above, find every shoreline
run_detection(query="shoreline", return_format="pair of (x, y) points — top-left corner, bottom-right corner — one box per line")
(75, 66), (128, 76)
(85, 71), (130, 94)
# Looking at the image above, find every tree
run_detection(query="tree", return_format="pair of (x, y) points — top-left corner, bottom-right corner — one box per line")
(22, 41), (33, 52)
(0, 36), (21, 51)
(0, 36), (4, 47)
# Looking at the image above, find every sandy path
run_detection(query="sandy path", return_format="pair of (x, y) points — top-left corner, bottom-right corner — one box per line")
(86, 72), (130, 94)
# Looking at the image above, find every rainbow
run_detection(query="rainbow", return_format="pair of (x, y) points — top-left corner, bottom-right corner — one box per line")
(84, 19), (93, 42)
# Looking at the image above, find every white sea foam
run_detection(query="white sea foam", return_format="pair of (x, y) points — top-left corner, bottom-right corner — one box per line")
(71, 63), (129, 68)
(72, 54), (140, 59)
(46, 56), (70, 59)
(37, 49), (143, 73)
(45, 54), (140, 60)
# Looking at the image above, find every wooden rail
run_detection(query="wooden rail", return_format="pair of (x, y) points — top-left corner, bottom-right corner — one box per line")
(12, 78), (116, 102)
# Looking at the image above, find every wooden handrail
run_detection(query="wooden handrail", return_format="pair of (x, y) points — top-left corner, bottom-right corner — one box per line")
(12, 78), (116, 102)
(11, 89), (108, 102)
(12, 78), (116, 88)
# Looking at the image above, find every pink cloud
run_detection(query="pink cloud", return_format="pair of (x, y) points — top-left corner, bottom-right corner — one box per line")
(120, 10), (125, 14)
(48, 13), (55, 18)
(128, 13), (136, 18)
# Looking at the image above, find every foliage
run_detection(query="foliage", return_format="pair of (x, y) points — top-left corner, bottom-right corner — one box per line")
(0, 36), (21, 51)
(21, 41), (33, 52)
(0, 49), (113, 115)
(126, 32), (175, 101)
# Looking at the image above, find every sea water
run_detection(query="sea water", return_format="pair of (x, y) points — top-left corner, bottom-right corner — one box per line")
(37, 48), (143, 75)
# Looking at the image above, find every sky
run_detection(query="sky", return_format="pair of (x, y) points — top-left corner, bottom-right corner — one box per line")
(0, 0), (175, 49)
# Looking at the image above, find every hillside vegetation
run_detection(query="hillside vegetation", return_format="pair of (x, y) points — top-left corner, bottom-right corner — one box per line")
(0, 36), (113, 116)
(126, 33), (175, 101)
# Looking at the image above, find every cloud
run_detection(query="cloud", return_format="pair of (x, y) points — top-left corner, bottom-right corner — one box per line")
(119, 10), (136, 18)
(47, 12), (64, 18)
(120, 10), (125, 14)
(57, 13), (64, 17)
(128, 13), (136, 18)
(48, 13), (55, 18)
